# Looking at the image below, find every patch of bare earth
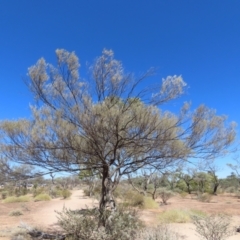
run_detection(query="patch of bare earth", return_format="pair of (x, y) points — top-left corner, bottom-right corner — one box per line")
(0, 191), (239, 239)
(0, 189), (98, 239)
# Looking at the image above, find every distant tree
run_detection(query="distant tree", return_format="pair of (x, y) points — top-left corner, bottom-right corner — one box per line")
(220, 172), (239, 191)
(193, 172), (212, 193)
(178, 170), (195, 194)
(166, 171), (180, 190)
(207, 164), (220, 195)
(0, 49), (236, 225)
(227, 158), (240, 187)
(128, 169), (165, 200)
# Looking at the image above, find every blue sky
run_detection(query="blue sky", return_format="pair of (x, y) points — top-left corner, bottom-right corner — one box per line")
(0, 0), (239, 177)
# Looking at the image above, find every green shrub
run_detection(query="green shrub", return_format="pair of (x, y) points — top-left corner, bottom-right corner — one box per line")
(9, 210), (23, 216)
(113, 184), (130, 199)
(3, 195), (31, 203)
(33, 187), (46, 197)
(61, 189), (72, 199)
(142, 197), (159, 209)
(83, 188), (91, 197)
(34, 193), (51, 201)
(159, 209), (206, 223)
(122, 190), (144, 207)
(48, 188), (62, 198)
(179, 191), (188, 198)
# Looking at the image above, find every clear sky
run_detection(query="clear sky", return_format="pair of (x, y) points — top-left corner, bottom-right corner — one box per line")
(0, 0), (239, 177)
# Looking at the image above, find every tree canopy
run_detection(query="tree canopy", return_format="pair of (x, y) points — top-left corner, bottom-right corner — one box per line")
(0, 49), (236, 212)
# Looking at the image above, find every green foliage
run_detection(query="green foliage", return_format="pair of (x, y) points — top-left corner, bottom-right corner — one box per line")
(159, 209), (206, 223)
(57, 206), (142, 240)
(61, 189), (72, 199)
(32, 187), (46, 197)
(220, 173), (239, 191)
(142, 197), (159, 209)
(34, 193), (51, 201)
(48, 188), (63, 198)
(113, 183), (130, 199)
(122, 190), (145, 207)
(192, 214), (236, 240)
(3, 195), (31, 203)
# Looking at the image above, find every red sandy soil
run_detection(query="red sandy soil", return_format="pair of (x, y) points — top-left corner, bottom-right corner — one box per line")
(0, 190), (240, 239)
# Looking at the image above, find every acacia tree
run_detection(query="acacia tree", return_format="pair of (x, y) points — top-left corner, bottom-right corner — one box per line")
(0, 49), (236, 220)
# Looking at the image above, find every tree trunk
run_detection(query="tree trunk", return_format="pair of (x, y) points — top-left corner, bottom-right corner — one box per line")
(99, 166), (116, 226)
(99, 168), (116, 211)
(213, 183), (219, 195)
(186, 182), (191, 194)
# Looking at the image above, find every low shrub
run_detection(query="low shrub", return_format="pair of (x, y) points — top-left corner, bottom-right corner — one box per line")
(224, 186), (237, 193)
(158, 189), (174, 205)
(9, 210), (23, 216)
(48, 188), (62, 198)
(21, 204), (30, 211)
(197, 193), (212, 202)
(159, 209), (206, 223)
(32, 187), (46, 197)
(113, 184), (130, 199)
(57, 206), (142, 240)
(3, 195), (31, 203)
(142, 197), (159, 209)
(1, 191), (8, 199)
(137, 224), (183, 240)
(179, 191), (188, 198)
(192, 213), (236, 240)
(10, 228), (31, 240)
(83, 188), (91, 197)
(122, 190), (144, 207)
(34, 193), (51, 202)
(61, 189), (72, 199)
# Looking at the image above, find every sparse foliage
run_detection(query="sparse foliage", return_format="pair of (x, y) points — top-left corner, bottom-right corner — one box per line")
(192, 214), (235, 240)
(0, 49), (236, 224)
(136, 224), (184, 240)
(57, 206), (142, 240)
(158, 188), (174, 205)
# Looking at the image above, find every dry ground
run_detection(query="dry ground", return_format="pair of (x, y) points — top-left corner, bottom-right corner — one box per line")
(0, 190), (240, 239)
